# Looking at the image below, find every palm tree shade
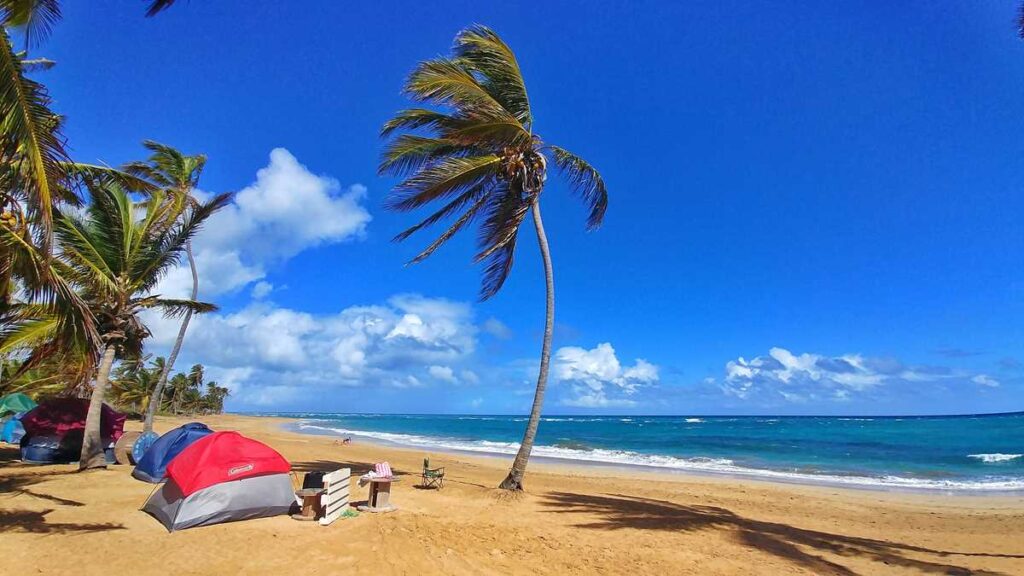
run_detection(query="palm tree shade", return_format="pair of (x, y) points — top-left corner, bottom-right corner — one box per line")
(379, 25), (608, 490)
(51, 181), (227, 469)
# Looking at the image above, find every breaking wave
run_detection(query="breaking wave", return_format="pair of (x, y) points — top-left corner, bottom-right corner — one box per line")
(968, 453), (1022, 463)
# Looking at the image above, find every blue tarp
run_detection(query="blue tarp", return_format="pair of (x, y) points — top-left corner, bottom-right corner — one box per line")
(132, 422), (213, 483)
(1, 414), (25, 444)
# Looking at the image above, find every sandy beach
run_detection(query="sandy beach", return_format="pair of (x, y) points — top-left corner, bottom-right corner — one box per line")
(1, 414), (1022, 576)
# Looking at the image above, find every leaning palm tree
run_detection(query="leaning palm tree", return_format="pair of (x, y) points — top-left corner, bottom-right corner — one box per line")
(379, 25), (608, 490)
(125, 141), (207, 433)
(52, 181), (228, 469)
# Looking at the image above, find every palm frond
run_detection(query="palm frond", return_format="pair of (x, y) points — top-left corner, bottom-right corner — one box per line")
(388, 154), (499, 212)
(380, 108), (457, 138)
(378, 134), (466, 177)
(0, 0), (61, 47)
(145, 0), (178, 18)
(133, 192), (230, 293)
(547, 145), (608, 229)
(19, 56), (54, 72)
(453, 24), (532, 126)
(392, 182), (488, 242)
(135, 296), (217, 318)
(443, 120), (532, 147)
(0, 309), (55, 354)
(407, 192), (489, 264)
(0, 227), (99, 364)
(474, 188), (529, 300)
(479, 238), (517, 301)
(65, 162), (159, 195)
(404, 58), (520, 123)
(0, 29), (69, 238)
(52, 210), (119, 294)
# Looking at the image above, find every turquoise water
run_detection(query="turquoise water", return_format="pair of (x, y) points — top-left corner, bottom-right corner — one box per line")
(276, 412), (1024, 491)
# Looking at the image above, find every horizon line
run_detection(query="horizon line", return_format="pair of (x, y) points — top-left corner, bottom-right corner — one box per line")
(232, 409), (1024, 419)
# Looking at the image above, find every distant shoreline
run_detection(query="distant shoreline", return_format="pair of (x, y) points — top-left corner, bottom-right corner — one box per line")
(282, 416), (1024, 496)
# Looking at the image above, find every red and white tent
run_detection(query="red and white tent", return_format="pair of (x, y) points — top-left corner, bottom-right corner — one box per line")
(142, 431), (295, 531)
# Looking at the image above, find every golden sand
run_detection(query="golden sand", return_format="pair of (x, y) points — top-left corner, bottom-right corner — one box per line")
(1, 414), (1022, 575)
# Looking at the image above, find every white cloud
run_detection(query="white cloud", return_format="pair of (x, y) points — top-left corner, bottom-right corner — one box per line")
(972, 374), (1000, 388)
(428, 365), (457, 383)
(460, 369), (480, 385)
(251, 281), (273, 300)
(242, 385), (301, 406)
(157, 148), (371, 298)
(554, 342), (658, 407)
(145, 294), (478, 405)
(720, 347), (997, 402)
(482, 318), (513, 339)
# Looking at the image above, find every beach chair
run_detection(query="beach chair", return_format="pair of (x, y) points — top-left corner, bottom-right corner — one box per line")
(318, 468), (351, 526)
(421, 457), (445, 489)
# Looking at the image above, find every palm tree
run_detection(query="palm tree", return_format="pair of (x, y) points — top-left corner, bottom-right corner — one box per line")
(111, 355), (159, 413)
(0, 5), (155, 384)
(51, 181), (228, 469)
(379, 25), (608, 490)
(126, 141), (207, 433)
(0, 1), (184, 397)
(0, 4), (74, 299)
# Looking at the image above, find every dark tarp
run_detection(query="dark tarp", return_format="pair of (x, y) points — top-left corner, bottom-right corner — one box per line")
(19, 398), (125, 464)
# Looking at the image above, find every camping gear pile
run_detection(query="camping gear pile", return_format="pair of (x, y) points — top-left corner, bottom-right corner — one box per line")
(140, 430), (296, 531)
(18, 398), (125, 464)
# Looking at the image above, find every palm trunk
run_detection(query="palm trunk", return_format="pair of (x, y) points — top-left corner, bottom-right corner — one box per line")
(499, 200), (554, 491)
(143, 240), (197, 432)
(80, 343), (116, 470)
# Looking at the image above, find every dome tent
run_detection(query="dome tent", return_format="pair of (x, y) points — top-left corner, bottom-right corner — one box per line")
(1, 415), (26, 444)
(0, 392), (36, 416)
(132, 422), (213, 483)
(19, 398), (126, 464)
(142, 431), (295, 531)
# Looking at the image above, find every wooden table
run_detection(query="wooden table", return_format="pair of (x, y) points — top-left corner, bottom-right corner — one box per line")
(291, 488), (325, 521)
(357, 477), (400, 513)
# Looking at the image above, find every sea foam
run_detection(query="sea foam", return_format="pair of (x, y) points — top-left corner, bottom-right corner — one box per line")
(968, 453), (1022, 463)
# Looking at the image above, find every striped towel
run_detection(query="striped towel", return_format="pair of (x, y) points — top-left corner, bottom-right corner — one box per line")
(374, 462), (393, 478)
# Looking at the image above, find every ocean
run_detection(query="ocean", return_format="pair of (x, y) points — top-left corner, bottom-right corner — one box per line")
(275, 411), (1024, 492)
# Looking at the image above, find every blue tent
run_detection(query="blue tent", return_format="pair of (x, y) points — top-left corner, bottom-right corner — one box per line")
(132, 422), (213, 483)
(1, 413), (25, 444)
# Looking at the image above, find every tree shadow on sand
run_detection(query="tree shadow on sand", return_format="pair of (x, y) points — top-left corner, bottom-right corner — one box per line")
(541, 492), (1023, 576)
(0, 508), (125, 534)
(0, 460), (84, 507)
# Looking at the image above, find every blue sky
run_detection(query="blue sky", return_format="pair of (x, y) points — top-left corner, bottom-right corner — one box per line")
(35, 1), (1024, 414)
